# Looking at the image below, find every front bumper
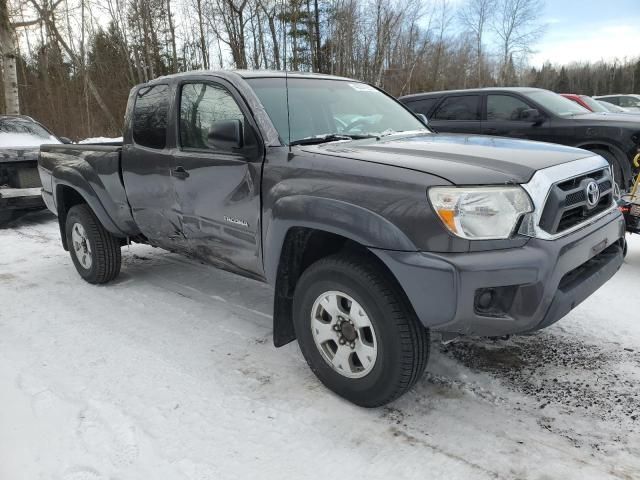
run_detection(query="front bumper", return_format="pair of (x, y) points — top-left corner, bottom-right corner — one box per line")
(372, 209), (625, 336)
(0, 187), (45, 211)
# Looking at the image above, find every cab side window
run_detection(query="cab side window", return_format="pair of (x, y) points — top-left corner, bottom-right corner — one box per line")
(432, 96), (480, 121)
(132, 84), (169, 149)
(180, 83), (245, 150)
(406, 98), (439, 118)
(487, 95), (532, 121)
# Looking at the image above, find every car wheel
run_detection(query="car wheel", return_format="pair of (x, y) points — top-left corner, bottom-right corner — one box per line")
(591, 148), (624, 189)
(65, 204), (122, 284)
(293, 252), (430, 407)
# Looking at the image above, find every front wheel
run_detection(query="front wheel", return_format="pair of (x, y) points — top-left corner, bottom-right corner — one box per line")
(65, 204), (122, 284)
(293, 253), (430, 407)
(591, 148), (624, 189)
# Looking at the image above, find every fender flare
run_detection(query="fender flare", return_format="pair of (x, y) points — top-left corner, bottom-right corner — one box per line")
(263, 195), (416, 284)
(53, 166), (125, 240)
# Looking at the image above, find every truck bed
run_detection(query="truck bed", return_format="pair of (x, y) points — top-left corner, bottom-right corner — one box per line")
(39, 143), (138, 236)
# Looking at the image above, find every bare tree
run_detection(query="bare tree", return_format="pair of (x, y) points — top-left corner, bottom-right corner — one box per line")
(492, 0), (545, 84)
(27, 0), (117, 128)
(458, 0), (495, 87)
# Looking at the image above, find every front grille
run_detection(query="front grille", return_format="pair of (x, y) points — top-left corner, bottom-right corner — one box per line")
(539, 167), (613, 235)
(17, 167), (41, 188)
(556, 169), (605, 191)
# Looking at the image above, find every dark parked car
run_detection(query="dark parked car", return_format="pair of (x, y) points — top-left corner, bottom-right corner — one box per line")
(39, 71), (624, 406)
(400, 88), (640, 188)
(0, 115), (66, 225)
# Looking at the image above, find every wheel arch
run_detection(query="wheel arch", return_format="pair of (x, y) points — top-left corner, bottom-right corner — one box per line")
(54, 179), (123, 250)
(269, 226), (413, 348)
(575, 141), (632, 185)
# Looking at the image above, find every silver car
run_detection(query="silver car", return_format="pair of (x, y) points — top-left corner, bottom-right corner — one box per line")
(594, 94), (640, 112)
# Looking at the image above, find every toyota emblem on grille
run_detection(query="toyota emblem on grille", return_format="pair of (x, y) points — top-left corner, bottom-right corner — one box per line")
(586, 181), (600, 207)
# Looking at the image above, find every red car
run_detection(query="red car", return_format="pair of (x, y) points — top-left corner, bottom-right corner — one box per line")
(560, 93), (609, 113)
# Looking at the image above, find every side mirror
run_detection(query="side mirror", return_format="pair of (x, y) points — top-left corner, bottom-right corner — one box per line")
(59, 136), (73, 144)
(521, 108), (543, 124)
(207, 119), (243, 150)
(416, 113), (429, 126)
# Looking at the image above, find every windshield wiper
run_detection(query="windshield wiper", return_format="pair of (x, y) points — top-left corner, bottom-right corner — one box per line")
(289, 133), (375, 146)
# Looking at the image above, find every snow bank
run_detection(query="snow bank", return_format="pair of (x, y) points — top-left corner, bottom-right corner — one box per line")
(79, 136), (123, 144)
(0, 132), (59, 148)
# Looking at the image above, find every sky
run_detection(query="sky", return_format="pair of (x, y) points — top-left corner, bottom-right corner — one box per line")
(530, 0), (640, 66)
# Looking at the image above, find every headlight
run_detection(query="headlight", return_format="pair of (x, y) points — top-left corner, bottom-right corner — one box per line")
(428, 186), (533, 240)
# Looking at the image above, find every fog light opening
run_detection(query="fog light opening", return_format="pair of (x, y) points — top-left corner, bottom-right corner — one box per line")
(474, 286), (519, 317)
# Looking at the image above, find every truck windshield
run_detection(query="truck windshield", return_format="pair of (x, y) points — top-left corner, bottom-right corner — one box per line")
(246, 77), (427, 145)
(523, 90), (589, 117)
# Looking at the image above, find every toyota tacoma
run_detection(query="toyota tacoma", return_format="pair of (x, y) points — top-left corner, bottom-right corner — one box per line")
(38, 71), (625, 407)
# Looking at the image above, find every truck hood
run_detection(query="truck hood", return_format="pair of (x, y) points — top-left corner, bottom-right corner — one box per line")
(301, 133), (595, 185)
(0, 147), (39, 164)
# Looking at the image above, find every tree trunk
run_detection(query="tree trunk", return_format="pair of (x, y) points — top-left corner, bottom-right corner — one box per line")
(0, 0), (20, 114)
(196, 0), (208, 68)
(265, 9), (280, 70)
(166, 0), (178, 72)
(1, 52), (20, 114)
(314, 0), (321, 72)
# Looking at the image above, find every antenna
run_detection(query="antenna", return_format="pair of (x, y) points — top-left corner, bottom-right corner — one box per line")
(285, 69), (292, 151)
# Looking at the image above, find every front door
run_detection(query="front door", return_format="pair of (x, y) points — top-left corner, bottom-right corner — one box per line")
(172, 80), (264, 278)
(481, 93), (552, 143)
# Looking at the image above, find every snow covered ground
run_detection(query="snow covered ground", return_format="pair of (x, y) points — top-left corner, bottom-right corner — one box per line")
(1, 211), (639, 480)
(78, 137), (123, 144)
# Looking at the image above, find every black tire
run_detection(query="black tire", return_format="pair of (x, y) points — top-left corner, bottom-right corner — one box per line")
(65, 204), (121, 284)
(293, 253), (430, 407)
(0, 210), (20, 228)
(591, 148), (624, 189)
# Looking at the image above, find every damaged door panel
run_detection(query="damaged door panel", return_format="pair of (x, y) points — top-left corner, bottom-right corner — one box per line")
(172, 80), (264, 278)
(121, 83), (185, 250)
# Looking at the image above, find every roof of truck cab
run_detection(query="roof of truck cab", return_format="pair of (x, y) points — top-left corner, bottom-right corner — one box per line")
(148, 69), (357, 84)
(399, 87), (547, 101)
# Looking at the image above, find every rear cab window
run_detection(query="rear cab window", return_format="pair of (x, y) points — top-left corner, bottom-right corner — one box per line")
(432, 95), (480, 121)
(132, 84), (170, 149)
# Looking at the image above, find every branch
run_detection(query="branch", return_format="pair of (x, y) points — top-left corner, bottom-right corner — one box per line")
(11, 18), (40, 28)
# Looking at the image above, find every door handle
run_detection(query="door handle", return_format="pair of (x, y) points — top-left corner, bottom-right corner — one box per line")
(485, 128), (498, 134)
(171, 166), (190, 179)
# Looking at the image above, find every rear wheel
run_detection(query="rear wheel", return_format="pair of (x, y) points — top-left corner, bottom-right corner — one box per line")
(65, 204), (121, 284)
(0, 210), (20, 228)
(293, 253), (430, 407)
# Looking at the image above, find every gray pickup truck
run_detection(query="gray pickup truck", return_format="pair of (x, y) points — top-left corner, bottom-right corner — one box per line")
(38, 71), (625, 407)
